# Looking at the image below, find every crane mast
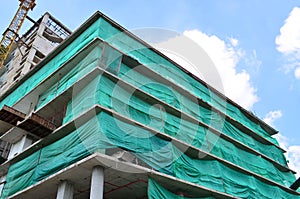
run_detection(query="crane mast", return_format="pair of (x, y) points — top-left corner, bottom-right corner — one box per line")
(0, 0), (36, 72)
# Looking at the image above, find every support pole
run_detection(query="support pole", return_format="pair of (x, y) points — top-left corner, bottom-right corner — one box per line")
(56, 180), (73, 199)
(90, 166), (104, 199)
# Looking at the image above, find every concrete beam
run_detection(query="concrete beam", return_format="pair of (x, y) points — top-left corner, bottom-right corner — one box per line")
(90, 166), (104, 199)
(56, 180), (73, 199)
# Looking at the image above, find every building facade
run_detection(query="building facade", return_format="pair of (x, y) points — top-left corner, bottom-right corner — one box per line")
(0, 12), (71, 96)
(0, 12), (70, 165)
(0, 11), (299, 199)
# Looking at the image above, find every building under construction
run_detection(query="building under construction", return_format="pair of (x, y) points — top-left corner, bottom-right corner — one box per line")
(0, 9), (300, 199)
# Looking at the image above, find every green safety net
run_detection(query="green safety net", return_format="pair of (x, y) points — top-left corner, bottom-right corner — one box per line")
(148, 178), (215, 199)
(96, 18), (278, 142)
(35, 42), (286, 168)
(0, 15), (278, 145)
(0, 17), (105, 109)
(36, 45), (102, 109)
(60, 74), (294, 186)
(0, 14), (294, 198)
(32, 40), (292, 185)
(118, 62), (286, 165)
(1, 111), (298, 199)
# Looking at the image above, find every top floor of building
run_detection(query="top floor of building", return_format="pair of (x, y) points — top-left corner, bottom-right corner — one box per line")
(0, 12), (71, 96)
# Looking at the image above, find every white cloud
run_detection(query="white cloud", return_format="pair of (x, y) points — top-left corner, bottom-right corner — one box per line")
(140, 28), (259, 110)
(272, 119), (300, 178)
(274, 133), (300, 178)
(295, 67), (300, 79)
(276, 7), (300, 78)
(182, 30), (259, 109)
(244, 50), (262, 74)
(273, 133), (289, 151)
(229, 37), (239, 47)
(276, 7), (300, 55)
(287, 146), (300, 178)
(263, 110), (283, 127)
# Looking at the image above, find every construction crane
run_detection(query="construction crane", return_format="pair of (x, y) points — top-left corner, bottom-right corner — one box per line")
(0, 0), (36, 75)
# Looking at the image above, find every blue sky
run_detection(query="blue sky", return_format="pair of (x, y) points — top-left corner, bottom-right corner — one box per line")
(1, 1), (300, 173)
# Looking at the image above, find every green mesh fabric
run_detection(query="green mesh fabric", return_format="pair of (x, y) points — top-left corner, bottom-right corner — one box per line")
(0, 15), (277, 144)
(0, 14), (295, 199)
(36, 45), (102, 109)
(0, 17), (105, 109)
(61, 74), (294, 185)
(118, 62), (286, 165)
(35, 41), (286, 168)
(97, 19), (278, 142)
(1, 112), (298, 198)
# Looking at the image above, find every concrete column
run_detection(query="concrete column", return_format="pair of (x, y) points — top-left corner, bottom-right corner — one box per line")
(8, 135), (32, 160)
(22, 48), (36, 74)
(56, 180), (73, 199)
(38, 13), (50, 35)
(90, 166), (104, 199)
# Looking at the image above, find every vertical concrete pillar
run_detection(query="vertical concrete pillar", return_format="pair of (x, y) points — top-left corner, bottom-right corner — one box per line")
(8, 135), (32, 160)
(38, 13), (50, 35)
(22, 48), (36, 74)
(56, 180), (73, 199)
(90, 166), (104, 199)
(22, 13), (49, 74)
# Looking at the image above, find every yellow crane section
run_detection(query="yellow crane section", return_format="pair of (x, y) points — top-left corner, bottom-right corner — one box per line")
(0, 0), (36, 70)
